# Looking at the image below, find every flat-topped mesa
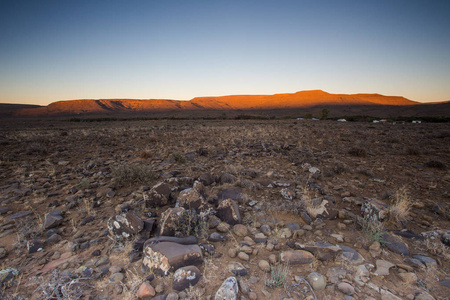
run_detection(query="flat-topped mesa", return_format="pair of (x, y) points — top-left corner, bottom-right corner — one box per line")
(11, 90), (419, 116)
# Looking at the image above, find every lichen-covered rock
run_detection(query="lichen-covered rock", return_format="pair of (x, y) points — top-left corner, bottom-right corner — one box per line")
(172, 266), (201, 291)
(107, 212), (144, 239)
(215, 276), (238, 300)
(361, 198), (389, 223)
(280, 188), (295, 200)
(146, 182), (172, 208)
(142, 242), (203, 276)
(27, 239), (43, 253)
(216, 199), (241, 225)
(176, 187), (206, 211)
(158, 207), (185, 236)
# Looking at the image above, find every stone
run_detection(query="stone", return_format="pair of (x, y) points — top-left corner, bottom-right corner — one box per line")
(208, 232), (228, 242)
(375, 260), (395, 276)
(216, 199), (241, 225)
(107, 212), (144, 239)
(137, 281), (156, 299)
(228, 248), (237, 258)
(217, 188), (244, 203)
(300, 242), (342, 261)
(398, 272), (417, 284)
(6, 210), (32, 219)
(280, 188), (295, 200)
(280, 250), (314, 265)
(383, 233), (410, 255)
(354, 264), (371, 285)
(216, 276), (238, 300)
(198, 173), (216, 186)
(254, 233), (267, 243)
(307, 198), (338, 219)
(380, 289), (402, 300)
(306, 272), (326, 290)
(172, 266), (201, 291)
(217, 222), (231, 233)
(337, 282), (355, 295)
(238, 278), (250, 295)
(176, 187), (207, 211)
(268, 254), (277, 264)
(0, 247), (6, 259)
(279, 228), (292, 239)
(258, 260), (270, 272)
(142, 242), (203, 276)
(414, 292), (436, 300)
(158, 207), (185, 236)
(219, 173), (237, 184)
(326, 266), (346, 284)
(227, 262), (248, 276)
(299, 211), (312, 225)
(43, 211), (64, 229)
(232, 224), (248, 237)
(369, 241), (382, 258)
(208, 215), (221, 229)
(167, 292), (178, 300)
(361, 198), (389, 222)
(27, 239), (43, 253)
(337, 245), (365, 265)
(0, 268), (18, 286)
(199, 243), (215, 256)
(238, 252), (249, 261)
(146, 182), (171, 208)
(412, 254), (437, 269)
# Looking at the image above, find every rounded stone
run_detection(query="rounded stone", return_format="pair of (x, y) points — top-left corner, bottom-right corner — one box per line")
(258, 260), (270, 272)
(238, 252), (249, 261)
(137, 281), (156, 299)
(172, 266), (201, 291)
(228, 248), (238, 258)
(233, 224), (248, 237)
(337, 282), (355, 295)
(306, 272), (326, 291)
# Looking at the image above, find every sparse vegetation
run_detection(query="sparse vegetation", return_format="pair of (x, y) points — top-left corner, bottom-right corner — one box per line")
(348, 147), (367, 157)
(356, 216), (387, 245)
(112, 164), (157, 187)
(387, 187), (412, 224)
(265, 263), (290, 288)
(425, 160), (446, 170)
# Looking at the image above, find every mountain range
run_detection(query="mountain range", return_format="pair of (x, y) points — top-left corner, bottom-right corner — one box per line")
(2, 90), (449, 118)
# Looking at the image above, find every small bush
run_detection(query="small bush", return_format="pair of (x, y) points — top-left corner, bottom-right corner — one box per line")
(387, 187), (412, 223)
(425, 160), (446, 170)
(266, 263), (289, 288)
(175, 209), (212, 238)
(405, 147), (420, 155)
(348, 147), (367, 157)
(172, 153), (186, 163)
(112, 164), (156, 187)
(356, 216), (387, 245)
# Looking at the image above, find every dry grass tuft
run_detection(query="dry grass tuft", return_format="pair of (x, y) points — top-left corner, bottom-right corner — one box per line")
(112, 164), (157, 187)
(265, 263), (290, 288)
(387, 187), (412, 223)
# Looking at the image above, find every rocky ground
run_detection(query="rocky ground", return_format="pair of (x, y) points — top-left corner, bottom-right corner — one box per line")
(0, 118), (449, 300)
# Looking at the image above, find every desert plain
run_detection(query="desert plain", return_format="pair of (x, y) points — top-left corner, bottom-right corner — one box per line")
(0, 116), (449, 300)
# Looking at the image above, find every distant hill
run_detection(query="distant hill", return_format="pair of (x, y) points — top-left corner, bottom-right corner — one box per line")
(0, 103), (42, 117)
(8, 90), (427, 117)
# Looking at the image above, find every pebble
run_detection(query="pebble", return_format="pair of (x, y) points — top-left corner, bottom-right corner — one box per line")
(306, 272), (327, 290)
(137, 282), (156, 299)
(238, 252), (249, 261)
(337, 282), (355, 295)
(258, 260), (270, 272)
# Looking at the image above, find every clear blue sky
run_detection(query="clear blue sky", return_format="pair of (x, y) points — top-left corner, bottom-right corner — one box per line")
(1, 0), (449, 105)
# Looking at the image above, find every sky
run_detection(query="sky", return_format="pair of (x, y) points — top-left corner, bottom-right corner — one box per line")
(1, 0), (449, 105)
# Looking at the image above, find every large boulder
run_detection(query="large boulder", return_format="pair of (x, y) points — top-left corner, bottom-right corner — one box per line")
(142, 242), (203, 276)
(146, 182), (172, 208)
(107, 212), (144, 239)
(216, 199), (241, 225)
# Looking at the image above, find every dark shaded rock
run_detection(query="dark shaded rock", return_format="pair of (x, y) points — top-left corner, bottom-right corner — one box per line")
(216, 199), (241, 225)
(107, 212), (144, 239)
(199, 243), (215, 255)
(80, 216), (95, 226)
(392, 229), (424, 241)
(217, 188), (244, 203)
(299, 211), (312, 225)
(440, 278), (450, 289)
(383, 233), (410, 255)
(92, 249), (101, 256)
(145, 236), (198, 245)
(0, 207), (9, 214)
(286, 222), (301, 232)
(142, 242), (203, 276)
(337, 245), (365, 265)
(6, 210), (32, 220)
(208, 232), (228, 242)
(146, 182), (172, 208)
(208, 215), (221, 229)
(198, 173), (216, 186)
(412, 254), (437, 269)
(46, 233), (62, 244)
(27, 239), (43, 253)
(176, 187), (207, 211)
(172, 266), (201, 291)
(219, 173), (237, 184)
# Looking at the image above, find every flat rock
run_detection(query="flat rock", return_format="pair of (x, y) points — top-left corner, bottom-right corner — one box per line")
(6, 210), (32, 219)
(43, 212), (64, 229)
(326, 266), (346, 284)
(383, 233), (410, 255)
(215, 276), (238, 300)
(337, 245), (365, 265)
(296, 242), (342, 261)
(375, 260), (395, 276)
(337, 282), (355, 295)
(142, 242), (203, 276)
